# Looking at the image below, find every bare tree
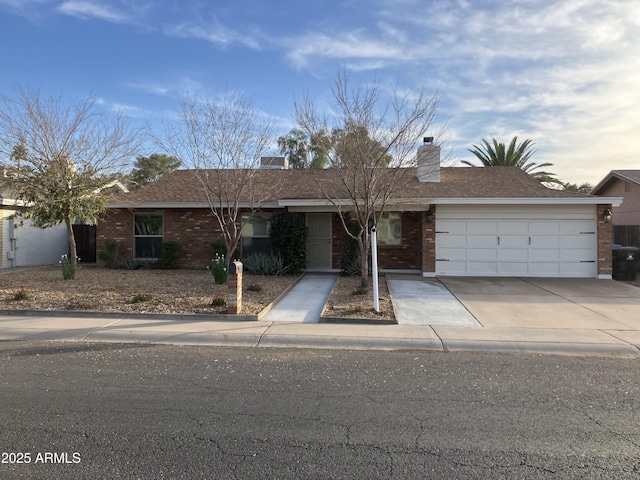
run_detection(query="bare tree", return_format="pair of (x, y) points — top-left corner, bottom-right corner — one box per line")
(0, 87), (140, 276)
(295, 69), (441, 287)
(159, 91), (275, 267)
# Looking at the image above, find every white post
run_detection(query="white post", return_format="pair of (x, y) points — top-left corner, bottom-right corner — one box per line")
(370, 227), (379, 312)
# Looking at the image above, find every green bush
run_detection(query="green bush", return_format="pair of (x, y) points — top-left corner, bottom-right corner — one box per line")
(270, 211), (308, 273)
(340, 219), (362, 276)
(211, 295), (227, 307)
(158, 241), (181, 269)
(210, 253), (228, 285)
(99, 239), (119, 268)
(243, 252), (291, 276)
(131, 294), (150, 304)
(14, 289), (31, 301)
(60, 254), (80, 280)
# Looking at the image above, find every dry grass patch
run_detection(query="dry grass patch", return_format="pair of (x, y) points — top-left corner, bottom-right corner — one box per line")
(0, 266), (298, 315)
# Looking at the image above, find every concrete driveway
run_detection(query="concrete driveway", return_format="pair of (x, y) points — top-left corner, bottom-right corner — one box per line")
(439, 277), (640, 331)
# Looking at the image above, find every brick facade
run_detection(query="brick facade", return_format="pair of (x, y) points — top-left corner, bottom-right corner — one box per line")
(97, 208), (225, 269)
(98, 208), (427, 272)
(597, 203), (613, 277)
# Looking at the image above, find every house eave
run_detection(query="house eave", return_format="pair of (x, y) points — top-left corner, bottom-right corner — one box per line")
(107, 201), (282, 209)
(432, 197), (623, 206)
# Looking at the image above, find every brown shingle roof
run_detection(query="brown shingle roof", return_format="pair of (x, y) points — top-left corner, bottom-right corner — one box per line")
(110, 166), (589, 206)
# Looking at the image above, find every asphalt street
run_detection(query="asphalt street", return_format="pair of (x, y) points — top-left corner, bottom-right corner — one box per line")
(1, 341), (639, 479)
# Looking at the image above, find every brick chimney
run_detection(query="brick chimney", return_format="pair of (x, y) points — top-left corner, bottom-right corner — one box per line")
(417, 137), (440, 182)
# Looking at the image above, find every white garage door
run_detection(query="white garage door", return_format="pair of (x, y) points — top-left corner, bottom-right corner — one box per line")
(435, 205), (597, 277)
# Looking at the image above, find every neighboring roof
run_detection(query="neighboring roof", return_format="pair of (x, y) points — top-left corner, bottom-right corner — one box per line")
(592, 170), (640, 195)
(109, 166), (618, 208)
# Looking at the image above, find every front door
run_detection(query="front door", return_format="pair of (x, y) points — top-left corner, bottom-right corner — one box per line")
(306, 213), (332, 269)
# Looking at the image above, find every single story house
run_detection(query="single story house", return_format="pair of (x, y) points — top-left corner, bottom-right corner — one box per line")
(592, 170), (640, 226)
(99, 143), (622, 279)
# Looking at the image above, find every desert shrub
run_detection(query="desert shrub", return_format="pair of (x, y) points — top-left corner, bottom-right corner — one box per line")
(14, 289), (31, 301)
(131, 294), (151, 304)
(243, 252), (291, 276)
(60, 254), (80, 280)
(211, 295), (227, 307)
(210, 254), (228, 285)
(158, 241), (181, 269)
(270, 211), (308, 273)
(99, 239), (119, 268)
(122, 257), (143, 270)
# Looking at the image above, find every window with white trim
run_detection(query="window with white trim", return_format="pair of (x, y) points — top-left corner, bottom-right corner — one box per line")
(134, 213), (163, 259)
(241, 213), (271, 258)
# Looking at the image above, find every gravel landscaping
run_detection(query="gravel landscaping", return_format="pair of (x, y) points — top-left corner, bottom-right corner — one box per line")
(0, 266), (395, 321)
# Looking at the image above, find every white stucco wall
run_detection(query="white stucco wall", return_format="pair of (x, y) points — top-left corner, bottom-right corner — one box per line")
(0, 211), (69, 268)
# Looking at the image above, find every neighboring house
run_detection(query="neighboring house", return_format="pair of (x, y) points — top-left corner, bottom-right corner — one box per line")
(592, 170), (640, 226)
(0, 197), (68, 269)
(99, 145), (622, 279)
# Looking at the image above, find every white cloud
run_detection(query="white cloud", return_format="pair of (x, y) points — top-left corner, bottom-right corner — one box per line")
(57, 0), (131, 23)
(163, 18), (261, 50)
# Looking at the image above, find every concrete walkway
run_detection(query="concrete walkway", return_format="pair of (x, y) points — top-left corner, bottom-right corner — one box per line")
(1, 275), (640, 356)
(386, 274), (480, 327)
(261, 274), (338, 323)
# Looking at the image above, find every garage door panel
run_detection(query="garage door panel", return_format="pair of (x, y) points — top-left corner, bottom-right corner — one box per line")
(499, 222), (528, 234)
(561, 221), (594, 235)
(438, 247), (467, 261)
(499, 262), (529, 275)
(468, 222), (498, 235)
(468, 261), (498, 274)
(468, 248), (498, 261)
(468, 235), (497, 248)
(438, 234), (466, 248)
(500, 236), (529, 248)
(560, 235), (593, 249)
(438, 221), (466, 234)
(531, 236), (560, 248)
(499, 248), (529, 261)
(561, 262), (595, 276)
(561, 248), (593, 261)
(435, 213), (596, 278)
(529, 223), (560, 235)
(530, 249), (561, 261)
(436, 260), (466, 274)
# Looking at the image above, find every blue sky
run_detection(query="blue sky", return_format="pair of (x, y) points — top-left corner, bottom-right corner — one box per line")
(0, 0), (638, 185)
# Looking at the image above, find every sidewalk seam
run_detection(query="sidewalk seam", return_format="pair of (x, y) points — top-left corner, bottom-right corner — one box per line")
(599, 329), (640, 353)
(431, 326), (446, 351)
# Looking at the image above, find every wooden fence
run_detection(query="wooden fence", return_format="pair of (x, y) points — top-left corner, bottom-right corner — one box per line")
(614, 225), (640, 247)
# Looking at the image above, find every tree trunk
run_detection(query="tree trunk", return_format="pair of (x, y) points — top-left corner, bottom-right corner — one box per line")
(359, 238), (369, 288)
(65, 214), (77, 267)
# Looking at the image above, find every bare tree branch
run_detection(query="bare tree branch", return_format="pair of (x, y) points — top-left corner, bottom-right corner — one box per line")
(294, 68), (442, 287)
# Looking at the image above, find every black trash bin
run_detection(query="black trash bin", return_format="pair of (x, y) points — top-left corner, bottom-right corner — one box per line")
(612, 247), (639, 281)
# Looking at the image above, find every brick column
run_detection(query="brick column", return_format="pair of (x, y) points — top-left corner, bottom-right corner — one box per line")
(421, 206), (436, 276)
(227, 261), (243, 314)
(596, 203), (613, 278)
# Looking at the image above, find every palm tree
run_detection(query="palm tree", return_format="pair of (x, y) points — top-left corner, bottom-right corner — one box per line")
(463, 137), (559, 184)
